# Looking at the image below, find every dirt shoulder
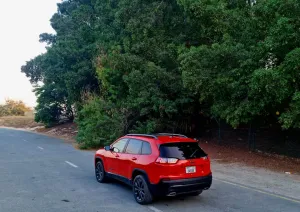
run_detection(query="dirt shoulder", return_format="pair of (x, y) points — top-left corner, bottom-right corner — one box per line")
(200, 141), (300, 175)
(34, 122), (78, 144)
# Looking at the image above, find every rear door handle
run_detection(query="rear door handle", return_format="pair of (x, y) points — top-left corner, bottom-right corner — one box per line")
(115, 154), (119, 158)
(131, 157), (137, 161)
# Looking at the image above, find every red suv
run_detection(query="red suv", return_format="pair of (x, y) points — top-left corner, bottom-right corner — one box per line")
(94, 133), (212, 204)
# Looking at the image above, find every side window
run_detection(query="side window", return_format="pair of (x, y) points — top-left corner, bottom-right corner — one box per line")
(112, 139), (128, 153)
(141, 142), (152, 155)
(125, 139), (143, 154)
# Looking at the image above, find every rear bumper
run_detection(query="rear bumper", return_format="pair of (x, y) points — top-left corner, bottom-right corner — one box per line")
(150, 175), (212, 196)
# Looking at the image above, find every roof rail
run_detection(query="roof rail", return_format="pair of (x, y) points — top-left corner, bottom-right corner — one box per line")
(155, 133), (188, 138)
(126, 134), (158, 139)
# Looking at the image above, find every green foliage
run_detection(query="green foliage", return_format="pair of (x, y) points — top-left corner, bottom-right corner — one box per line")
(76, 98), (125, 149)
(32, 83), (74, 127)
(0, 99), (31, 117)
(34, 104), (61, 128)
(22, 0), (300, 148)
(21, 0), (99, 126)
(179, 0), (300, 128)
(280, 92), (300, 129)
(278, 48), (300, 128)
(130, 120), (158, 134)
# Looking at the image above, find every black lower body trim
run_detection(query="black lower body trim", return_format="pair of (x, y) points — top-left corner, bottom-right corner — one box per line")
(106, 172), (132, 186)
(149, 175), (212, 197)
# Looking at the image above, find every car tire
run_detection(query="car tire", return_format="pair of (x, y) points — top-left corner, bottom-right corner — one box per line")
(133, 175), (153, 205)
(189, 190), (203, 196)
(95, 161), (107, 183)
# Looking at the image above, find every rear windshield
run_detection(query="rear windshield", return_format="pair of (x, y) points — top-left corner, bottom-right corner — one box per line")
(159, 142), (207, 159)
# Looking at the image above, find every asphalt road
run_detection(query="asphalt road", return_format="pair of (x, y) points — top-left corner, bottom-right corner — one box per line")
(0, 128), (299, 212)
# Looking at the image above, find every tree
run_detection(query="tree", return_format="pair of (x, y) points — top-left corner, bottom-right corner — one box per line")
(22, 0), (300, 149)
(22, 0), (99, 126)
(179, 0), (300, 128)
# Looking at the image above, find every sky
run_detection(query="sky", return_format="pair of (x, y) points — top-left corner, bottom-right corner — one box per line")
(0, 0), (61, 107)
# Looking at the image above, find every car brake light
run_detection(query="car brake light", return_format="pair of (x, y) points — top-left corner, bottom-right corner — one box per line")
(156, 157), (178, 164)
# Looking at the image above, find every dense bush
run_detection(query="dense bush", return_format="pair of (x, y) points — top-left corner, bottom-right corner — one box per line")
(76, 98), (125, 148)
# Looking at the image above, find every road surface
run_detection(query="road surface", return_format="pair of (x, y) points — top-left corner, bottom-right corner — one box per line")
(0, 128), (299, 212)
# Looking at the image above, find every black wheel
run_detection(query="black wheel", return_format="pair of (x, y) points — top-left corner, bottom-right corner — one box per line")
(189, 190), (203, 196)
(95, 161), (107, 183)
(133, 175), (153, 205)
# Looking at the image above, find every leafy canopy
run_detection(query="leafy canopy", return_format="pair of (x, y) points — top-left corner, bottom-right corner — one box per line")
(22, 0), (300, 148)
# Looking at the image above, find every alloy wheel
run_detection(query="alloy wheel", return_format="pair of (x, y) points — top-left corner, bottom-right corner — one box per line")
(134, 177), (145, 202)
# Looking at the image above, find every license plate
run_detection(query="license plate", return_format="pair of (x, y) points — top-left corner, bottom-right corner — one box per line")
(186, 166), (196, 173)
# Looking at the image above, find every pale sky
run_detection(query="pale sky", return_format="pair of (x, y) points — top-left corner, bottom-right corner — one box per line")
(0, 0), (61, 107)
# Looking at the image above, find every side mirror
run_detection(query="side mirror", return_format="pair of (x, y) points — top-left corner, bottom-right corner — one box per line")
(104, 146), (111, 151)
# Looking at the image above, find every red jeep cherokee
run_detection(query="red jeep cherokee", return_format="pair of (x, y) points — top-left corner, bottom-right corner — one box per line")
(94, 133), (212, 204)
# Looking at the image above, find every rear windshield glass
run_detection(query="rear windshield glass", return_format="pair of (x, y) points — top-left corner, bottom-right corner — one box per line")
(159, 142), (207, 159)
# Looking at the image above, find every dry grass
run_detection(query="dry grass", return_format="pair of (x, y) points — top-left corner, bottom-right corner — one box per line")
(0, 113), (42, 129)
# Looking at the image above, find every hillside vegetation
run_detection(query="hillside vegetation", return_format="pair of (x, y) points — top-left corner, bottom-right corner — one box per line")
(21, 0), (300, 149)
(0, 99), (31, 117)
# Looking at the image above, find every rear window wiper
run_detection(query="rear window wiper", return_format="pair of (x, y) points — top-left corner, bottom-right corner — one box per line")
(190, 149), (199, 158)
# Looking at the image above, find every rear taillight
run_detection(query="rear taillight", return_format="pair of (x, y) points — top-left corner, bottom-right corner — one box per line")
(156, 157), (178, 164)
